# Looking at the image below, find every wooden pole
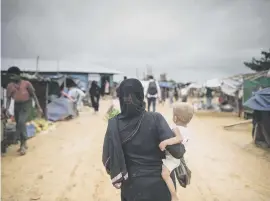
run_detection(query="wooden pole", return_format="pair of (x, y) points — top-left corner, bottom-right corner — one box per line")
(223, 119), (252, 129)
(45, 82), (49, 120)
(36, 56), (40, 75)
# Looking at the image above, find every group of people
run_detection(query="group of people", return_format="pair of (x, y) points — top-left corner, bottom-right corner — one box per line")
(145, 76), (190, 112)
(103, 78), (194, 201)
(63, 80), (110, 114)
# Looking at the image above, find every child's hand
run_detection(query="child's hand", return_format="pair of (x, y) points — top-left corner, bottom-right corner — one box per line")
(159, 141), (168, 151)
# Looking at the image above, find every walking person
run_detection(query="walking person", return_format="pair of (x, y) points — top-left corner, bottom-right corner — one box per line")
(5, 66), (42, 155)
(89, 81), (101, 113)
(105, 80), (110, 95)
(169, 89), (174, 107)
(174, 87), (179, 101)
(205, 87), (213, 109)
(102, 78), (185, 201)
(181, 86), (188, 102)
(146, 76), (161, 112)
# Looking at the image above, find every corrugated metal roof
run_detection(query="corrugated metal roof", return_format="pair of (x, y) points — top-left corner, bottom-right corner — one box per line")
(1, 58), (122, 75)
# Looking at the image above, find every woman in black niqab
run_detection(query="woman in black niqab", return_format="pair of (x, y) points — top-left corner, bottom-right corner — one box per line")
(103, 78), (184, 201)
(118, 78), (145, 119)
(89, 81), (100, 112)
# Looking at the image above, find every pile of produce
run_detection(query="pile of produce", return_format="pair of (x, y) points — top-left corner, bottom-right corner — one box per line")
(28, 118), (52, 133)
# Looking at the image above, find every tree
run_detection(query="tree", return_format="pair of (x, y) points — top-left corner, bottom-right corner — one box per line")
(168, 79), (176, 84)
(244, 49), (270, 72)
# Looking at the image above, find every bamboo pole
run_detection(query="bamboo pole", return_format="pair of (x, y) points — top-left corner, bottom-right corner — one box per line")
(223, 119), (252, 129)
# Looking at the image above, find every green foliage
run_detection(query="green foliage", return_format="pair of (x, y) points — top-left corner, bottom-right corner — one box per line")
(106, 108), (120, 120)
(168, 79), (176, 84)
(244, 49), (270, 72)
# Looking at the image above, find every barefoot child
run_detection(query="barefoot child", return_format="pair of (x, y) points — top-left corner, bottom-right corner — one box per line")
(159, 102), (194, 201)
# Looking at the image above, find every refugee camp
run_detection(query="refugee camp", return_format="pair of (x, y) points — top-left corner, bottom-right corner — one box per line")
(1, 1), (270, 201)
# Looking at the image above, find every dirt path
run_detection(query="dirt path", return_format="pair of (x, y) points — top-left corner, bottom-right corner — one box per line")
(1, 101), (270, 201)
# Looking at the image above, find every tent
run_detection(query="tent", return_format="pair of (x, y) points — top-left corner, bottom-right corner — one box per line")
(244, 87), (270, 147)
(244, 87), (270, 111)
(47, 97), (76, 121)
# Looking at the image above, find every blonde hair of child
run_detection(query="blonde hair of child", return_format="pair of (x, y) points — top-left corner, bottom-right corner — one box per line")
(173, 102), (194, 126)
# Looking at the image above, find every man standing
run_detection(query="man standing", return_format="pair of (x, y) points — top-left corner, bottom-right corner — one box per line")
(146, 76), (160, 112)
(181, 86), (189, 102)
(6, 66), (42, 155)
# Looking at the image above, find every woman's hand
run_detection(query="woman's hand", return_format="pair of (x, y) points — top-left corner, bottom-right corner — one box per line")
(113, 182), (122, 189)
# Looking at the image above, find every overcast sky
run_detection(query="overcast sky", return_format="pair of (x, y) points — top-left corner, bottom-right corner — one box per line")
(1, 0), (270, 82)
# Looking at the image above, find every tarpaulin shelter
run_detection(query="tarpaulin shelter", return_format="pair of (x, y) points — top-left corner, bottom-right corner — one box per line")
(1, 72), (79, 120)
(244, 87), (270, 147)
(244, 87), (270, 111)
(159, 81), (175, 88)
(1, 72), (53, 119)
(220, 76), (243, 97)
(242, 71), (270, 117)
(188, 83), (203, 89)
(47, 97), (76, 121)
(204, 78), (222, 88)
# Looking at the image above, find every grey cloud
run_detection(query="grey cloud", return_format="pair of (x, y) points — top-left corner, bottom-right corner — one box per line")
(1, 0), (270, 82)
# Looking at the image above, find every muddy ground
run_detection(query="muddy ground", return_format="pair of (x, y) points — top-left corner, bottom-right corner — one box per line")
(1, 100), (270, 201)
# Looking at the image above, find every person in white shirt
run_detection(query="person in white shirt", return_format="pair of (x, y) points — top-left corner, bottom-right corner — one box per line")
(145, 76), (161, 112)
(181, 87), (189, 102)
(159, 102), (194, 201)
(68, 86), (85, 112)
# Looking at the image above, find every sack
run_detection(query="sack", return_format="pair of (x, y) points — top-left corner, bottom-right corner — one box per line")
(175, 157), (191, 188)
(147, 81), (158, 95)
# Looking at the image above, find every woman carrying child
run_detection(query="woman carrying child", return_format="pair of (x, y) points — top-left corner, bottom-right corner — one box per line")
(102, 78), (185, 201)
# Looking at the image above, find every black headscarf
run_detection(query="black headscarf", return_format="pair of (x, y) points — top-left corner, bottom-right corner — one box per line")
(117, 78), (145, 119)
(103, 79), (146, 186)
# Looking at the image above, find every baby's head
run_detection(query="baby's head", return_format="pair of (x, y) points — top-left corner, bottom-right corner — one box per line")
(173, 102), (194, 127)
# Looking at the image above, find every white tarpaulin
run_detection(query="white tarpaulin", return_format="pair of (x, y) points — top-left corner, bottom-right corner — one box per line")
(188, 83), (203, 89)
(88, 74), (100, 81)
(204, 78), (221, 88)
(221, 77), (243, 97)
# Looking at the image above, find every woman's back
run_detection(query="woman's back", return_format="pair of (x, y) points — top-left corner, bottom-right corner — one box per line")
(122, 112), (164, 175)
(120, 112), (182, 201)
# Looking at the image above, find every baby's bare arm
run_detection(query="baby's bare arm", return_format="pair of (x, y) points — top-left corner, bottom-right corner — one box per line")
(161, 128), (182, 146)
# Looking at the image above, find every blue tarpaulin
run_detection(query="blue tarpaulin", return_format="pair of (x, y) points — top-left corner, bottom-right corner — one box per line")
(159, 82), (174, 88)
(47, 97), (76, 121)
(244, 87), (270, 111)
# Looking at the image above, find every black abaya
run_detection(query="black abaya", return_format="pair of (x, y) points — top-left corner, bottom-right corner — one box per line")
(89, 81), (100, 112)
(90, 95), (99, 112)
(102, 79), (184, 201)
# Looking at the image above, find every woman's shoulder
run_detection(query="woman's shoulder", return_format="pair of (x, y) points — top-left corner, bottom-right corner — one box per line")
(144, 111), (165, 122)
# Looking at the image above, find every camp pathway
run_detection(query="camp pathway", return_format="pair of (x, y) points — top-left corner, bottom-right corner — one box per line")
(1, 100), (270, 201)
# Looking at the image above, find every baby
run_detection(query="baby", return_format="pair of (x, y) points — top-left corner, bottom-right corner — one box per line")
(159, 102), (194, 201)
